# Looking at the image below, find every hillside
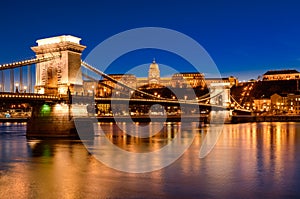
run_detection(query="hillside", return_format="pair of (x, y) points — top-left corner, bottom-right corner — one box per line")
(231, 80), (299, 105)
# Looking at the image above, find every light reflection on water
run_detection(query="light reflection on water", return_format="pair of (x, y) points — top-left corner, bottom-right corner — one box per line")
(96, 122), (181, 153)
(0, 122), (300, 198)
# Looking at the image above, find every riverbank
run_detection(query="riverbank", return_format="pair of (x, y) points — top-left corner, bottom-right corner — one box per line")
(96, 115), (209, 123)
(1, 115), (299, 124)
(0, 118), (29, 123)
(232, 115), (300, 123)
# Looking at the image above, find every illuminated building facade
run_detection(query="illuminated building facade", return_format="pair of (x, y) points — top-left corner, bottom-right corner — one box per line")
(252, 93), (300, 115)
(288, 94), (300, 114)
(253, 98), (271, 112)
(97, 74), (137, 97)
(263, 69), (300, 81)
(205, 76), (238, 87)
(148, 60), (160, 85)
(270, 93), (288, 113)
(171, 73), (206, 88)
(83, 60), (237, 97)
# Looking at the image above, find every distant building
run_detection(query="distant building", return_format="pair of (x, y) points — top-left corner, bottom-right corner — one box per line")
(171, 72), (205, 88)
(257, 92), (300, 115)
(83, 60), (237, 97)
(98, 74), (137, 97)
(287, 94), (300, 115)
(253, 98), (271, 112)
(270, 93), (288, 113)
(102, 74), (137, 89)
(263, 69), (300, 81)
(205, 76), (238, 87)
(136, 60), (173, 88)
(82, 80), (97, 96)
(148, 60), (160, 85)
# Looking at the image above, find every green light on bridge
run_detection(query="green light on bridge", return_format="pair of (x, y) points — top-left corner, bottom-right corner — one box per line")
(40, 104), (51, 116)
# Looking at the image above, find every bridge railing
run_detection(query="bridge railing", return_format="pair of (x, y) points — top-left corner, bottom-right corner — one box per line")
(0, 92), (59, 100)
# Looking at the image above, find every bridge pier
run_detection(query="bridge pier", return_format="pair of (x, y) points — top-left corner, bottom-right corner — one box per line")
(209, 110), (232, 124)
(25, 35), (92, 138)
(26, 103), (91, 139)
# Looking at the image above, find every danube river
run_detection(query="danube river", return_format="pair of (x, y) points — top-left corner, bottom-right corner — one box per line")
(0, 122), (300, 198)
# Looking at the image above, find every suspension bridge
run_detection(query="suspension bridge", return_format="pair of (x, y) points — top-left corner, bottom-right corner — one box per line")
(0, 35), (250, 138)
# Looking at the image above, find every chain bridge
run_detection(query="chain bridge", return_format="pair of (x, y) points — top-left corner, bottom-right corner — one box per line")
(0, 35), (250, 138)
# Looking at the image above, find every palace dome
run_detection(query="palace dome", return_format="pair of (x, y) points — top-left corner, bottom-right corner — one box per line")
(149, 60), (159, 70)
(148, 59), (160, 85)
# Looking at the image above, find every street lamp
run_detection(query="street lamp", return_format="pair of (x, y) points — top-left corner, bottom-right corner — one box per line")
(23, 86), (27, 93)
(67, 83), (71, 94)
(67, 83), (72, 104)
(103, 87), (107, 97)
(92, 85), (95, 95)
(15, 83), (19, 93)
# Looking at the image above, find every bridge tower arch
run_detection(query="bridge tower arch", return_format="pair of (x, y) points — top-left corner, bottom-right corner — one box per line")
(209, 82), (231, 107)
(31, 35), (86, 95)
(209, 82), (232, 123)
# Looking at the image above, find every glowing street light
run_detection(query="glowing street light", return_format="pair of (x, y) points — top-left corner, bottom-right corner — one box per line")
(92, 85), (95, 95)
(15, 82), (19, 93)
(103, 87), (107, 97)
(23, 86), (27, 93)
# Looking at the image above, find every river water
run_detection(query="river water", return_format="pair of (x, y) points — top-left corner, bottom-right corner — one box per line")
(0, 122), (300, 198)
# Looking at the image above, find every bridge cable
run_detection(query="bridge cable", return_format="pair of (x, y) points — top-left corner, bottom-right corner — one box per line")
(0, 55), (61, 71)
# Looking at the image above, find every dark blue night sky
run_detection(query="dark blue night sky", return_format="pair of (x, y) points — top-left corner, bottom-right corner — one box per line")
(0, 0), (300, 80)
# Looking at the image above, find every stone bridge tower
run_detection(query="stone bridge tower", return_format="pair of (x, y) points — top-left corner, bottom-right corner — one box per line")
(209, 82), (232, 124)
(210, 82), (231, 107)
(31, 35), (86, 95)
